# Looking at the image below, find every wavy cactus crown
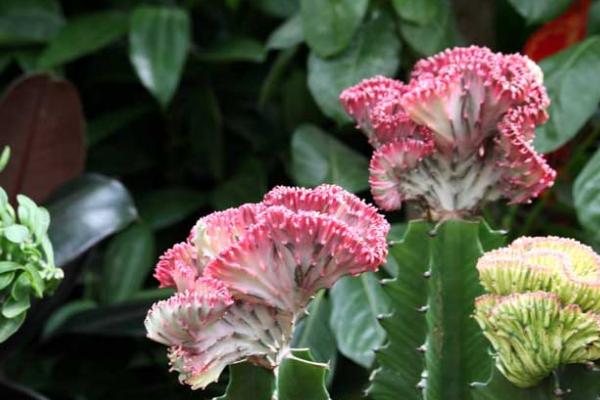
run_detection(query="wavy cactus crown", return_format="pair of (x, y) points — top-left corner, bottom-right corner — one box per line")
(145, 184), (389, 389)
(474, 237), (600, 387)
(340, 46), (556, 220)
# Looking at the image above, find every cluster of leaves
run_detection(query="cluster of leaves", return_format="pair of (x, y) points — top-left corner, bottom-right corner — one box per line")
(0, 0), (600, 399)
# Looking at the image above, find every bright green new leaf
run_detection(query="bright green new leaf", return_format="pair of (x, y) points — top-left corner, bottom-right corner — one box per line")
(307, 9), (401, 123)
(291, 124), (369, 193)
(0, 0), (64, 45)
(37, 11), (129, 69)
(101, 223), (155, 304)
(506, 0), (572, 24)
(533, 37), (600, 153)
(129, 6), (191, 107)
(300, 0), (368, 57)
(4, 224), (30, 243)
(330, 273), (390, 368)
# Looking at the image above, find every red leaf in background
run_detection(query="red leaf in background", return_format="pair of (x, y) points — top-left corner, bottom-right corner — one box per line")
(524, 0), (591, 62)
(0, 74), (85, 203)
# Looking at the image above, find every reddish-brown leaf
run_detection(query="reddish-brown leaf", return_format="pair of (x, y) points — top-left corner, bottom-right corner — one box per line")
(0, 74), (85, 203)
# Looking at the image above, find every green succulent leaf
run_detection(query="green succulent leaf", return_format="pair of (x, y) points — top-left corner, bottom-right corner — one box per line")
(0, 311), (26, 343)
(4, 224), (30, 243)
(216, 362), (274, 400)
(276, 349), (330, 400)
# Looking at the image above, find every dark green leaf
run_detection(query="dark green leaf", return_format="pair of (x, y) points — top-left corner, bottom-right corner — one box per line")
(0, 271), (15, 290)
(37, 11), (129, 69)
(129, 6), (191, 107)
(291, 124), (369, 192)
(533, 37), (600, 153)
(266, 14), (303, 50)
(42, 299), (96, 339)
(292, 291), (337, 366)
(210, 158), (267, 210)
(138, 188), (204, 230)
(198, 38), (266, 63)
(330, 273), (390, 368)
(307, 10), (401, 123)
(86, 105), (151, 148)
(254, 0), (299, 18)
(573, 147), (600, 238)
(0, 0), (64, 46)
(399, 0), (462, 56)
(259, 47), (298, 109)
(277, 349), (330, 400)
(101, 223), (155, 304)
(589, 1), (600, 36)
(47, 174), (137, 267)
(392, 0), (441, 24)
(216, 363), (274, 400)
(507, 0), (572, 24)
(300, 0), (368, 57)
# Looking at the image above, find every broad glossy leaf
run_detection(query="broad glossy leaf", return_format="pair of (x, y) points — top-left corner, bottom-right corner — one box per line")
(216, 363), (274, 400)
(392, 0), (441, 23)
(573, 147), (600, 238)
(198, 38), (266, 63)
(254, 0), (298, 17)
(399, 0), (461, 56)
(291, 124), (368, 192)
(300, 0), (368, 57)
(307, 10), (401, 123)
(266, 14), (303, 50)
(101, 223), (155, 304)
(0, 74), (85, 202)
(277, 349), (330, 400)
(129, 6), (191, 107)
(533, 37), (600, 153)
(138, 188), (205, 230)
(47, 174), (137, 267)
(330, 273), (390, 368)
(292, 291), (337, 366)
(507, 0), (572, 24)
(0, 0), (64, 46)
(37, 11), (129, 69)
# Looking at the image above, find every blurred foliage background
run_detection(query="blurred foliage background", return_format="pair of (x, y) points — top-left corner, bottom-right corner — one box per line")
(1, 0), (600, 399)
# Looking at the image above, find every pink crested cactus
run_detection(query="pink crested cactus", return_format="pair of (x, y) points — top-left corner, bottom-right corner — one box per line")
(340, 46), (556, 219)
(145, 184), (389, 389)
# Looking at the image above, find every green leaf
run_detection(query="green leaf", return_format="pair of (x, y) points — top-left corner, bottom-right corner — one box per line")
(266, 14), (303, 50)
(37, 11), (129, 69)
(573, 147), (600, 238)
(506, 0), (572, 24)
(86, 105), (150, 148)
(4, 224), (30, 243)
(210, 158), (267, 210)
(47, 174), (137, 267)
(291, 124), (369, 192)
(330, 273), (390, 368)
(129, 6), (191, 107)
(392, 0), (441, 24)
(369, 220), (505, 400)
(0, 0), (64, 46)
(0, 261), (22, 274)
(3, 274), (31, 318)
(399, 0), (462, 56)
(102, 223), (155, 304)
(42, 299), (96, 339)
(22, 264), (44, 298)
(0, 271), (15, 290)
(292, 291), (337, 366)
(198, 38), (266, 63)
(307, 9), (401, 123)
(533, 37), (600, 153)
(589, 0), (600, 36)
(471, 366), (552, 399)
(216, 363), (275, 400)
(0, 311), (26, 343)
(254, 0), (299, 18)
(0, 146), (10, 172)
(138, 188), (205, 230)
(276, 349), (330, 400)
(300, 0), (368, 57)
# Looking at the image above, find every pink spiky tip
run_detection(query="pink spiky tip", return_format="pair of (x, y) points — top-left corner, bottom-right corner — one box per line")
(339, 46), (555, 217)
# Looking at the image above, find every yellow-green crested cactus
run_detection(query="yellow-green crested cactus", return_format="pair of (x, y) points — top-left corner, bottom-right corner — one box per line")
(474, 237), (600, 388)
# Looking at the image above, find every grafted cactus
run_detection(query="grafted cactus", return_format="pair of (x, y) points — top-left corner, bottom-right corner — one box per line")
(145, 184), (389, 397)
